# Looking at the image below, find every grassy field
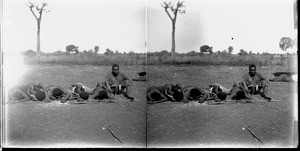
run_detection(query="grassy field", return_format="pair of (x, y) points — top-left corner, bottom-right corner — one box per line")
(3, 64), (298, 148)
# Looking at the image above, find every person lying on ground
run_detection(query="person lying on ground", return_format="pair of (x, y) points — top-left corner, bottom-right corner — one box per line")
(208, 83), (254, 103)
(207, 83), (230, 102)
(46, 85), (76, 103)
(90, 86), (117, 102)
(72, 83), (116, 101)
(227, 82), (254, 103)
(241, 64), (272, 101)
(8, 83), (50, 102)
(147, 84), (188, 104)
(46, 83), (103, 103)
(269, 73), (297, 82)
(183, 86), (209, 103)
(102, 63), (134, 101)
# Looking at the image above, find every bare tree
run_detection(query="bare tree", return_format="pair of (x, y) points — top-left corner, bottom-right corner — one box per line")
(161, 1), (185, 61)
(27, 2), (49, 56)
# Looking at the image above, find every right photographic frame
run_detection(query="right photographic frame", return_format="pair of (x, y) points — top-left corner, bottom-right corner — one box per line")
(146, 0), (298, 148)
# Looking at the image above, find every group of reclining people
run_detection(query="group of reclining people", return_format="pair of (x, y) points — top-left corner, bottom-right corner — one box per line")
(147, 64), (272, 104)
(8, 64), (135, 103)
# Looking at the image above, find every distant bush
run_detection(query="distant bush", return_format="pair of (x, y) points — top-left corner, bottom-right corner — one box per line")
(66, 44), (79, 54)
(23, 49), (36, 56)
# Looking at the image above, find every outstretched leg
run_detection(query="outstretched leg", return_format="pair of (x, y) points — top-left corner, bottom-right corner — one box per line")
(9, 89), (31, 102)
(258, 80), (271, 101)
(121, 80), (134, 101)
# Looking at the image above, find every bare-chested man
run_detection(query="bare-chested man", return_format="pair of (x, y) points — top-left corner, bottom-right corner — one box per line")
(241, 64), (272, 101)
(103, 64), (134, 101)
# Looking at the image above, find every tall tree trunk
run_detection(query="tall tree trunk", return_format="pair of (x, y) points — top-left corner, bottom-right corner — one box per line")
(37, 22), (41, 56)
(171, 21), (176, 62)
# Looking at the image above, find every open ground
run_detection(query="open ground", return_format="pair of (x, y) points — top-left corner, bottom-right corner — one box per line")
(3, 64), (297, 148)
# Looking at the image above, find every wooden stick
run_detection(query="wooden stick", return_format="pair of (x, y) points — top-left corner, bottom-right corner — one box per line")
(105, 126), (123, 144)
(243, 126), (263, 144)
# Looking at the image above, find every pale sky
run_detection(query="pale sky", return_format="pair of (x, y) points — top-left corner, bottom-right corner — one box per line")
(2, 0), (297, 54)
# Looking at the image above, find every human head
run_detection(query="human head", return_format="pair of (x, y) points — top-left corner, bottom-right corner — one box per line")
(112, 63), (120, 76)
(32, 84), (46, 101)
(79, 91), (89, 100)
(190, 88), (202, 100)
(35, 90), (46, 101)
(173, 91), (184, 101)
(52, 88), (63, 99)
(248, 64), (256, 76)
(150, 91), (162, 100)
(216, 92), (227, 101)
(171, 84), (184, 101)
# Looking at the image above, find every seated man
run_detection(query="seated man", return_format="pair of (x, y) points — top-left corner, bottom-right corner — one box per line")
(9, 83), (50, 102)
(147, 84), (188, 104)
(183, 86), (209, 103)
(102, 64), (134, 101)
(241, 64), (272, 101)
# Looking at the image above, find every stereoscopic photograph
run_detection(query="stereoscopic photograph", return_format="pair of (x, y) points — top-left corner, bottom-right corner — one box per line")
(0, 0), (298, 148)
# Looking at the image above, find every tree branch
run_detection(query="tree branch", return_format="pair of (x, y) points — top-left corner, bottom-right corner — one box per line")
(27, 3), (38, 20)
(161, 2), (174, 21)
(165, 8), (174, 21)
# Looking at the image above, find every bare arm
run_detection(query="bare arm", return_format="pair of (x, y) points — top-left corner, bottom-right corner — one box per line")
(104, 81), (113, 93)
(198, 89), (209, 103)
(177, 84), (189, 103)
(240, 81), (251, 93)
(40, 84), (51, 103)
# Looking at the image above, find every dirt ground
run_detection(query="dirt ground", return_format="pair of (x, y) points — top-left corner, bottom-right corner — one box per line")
(146, 65), (297, 148)
(3, 64), (298, 148)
